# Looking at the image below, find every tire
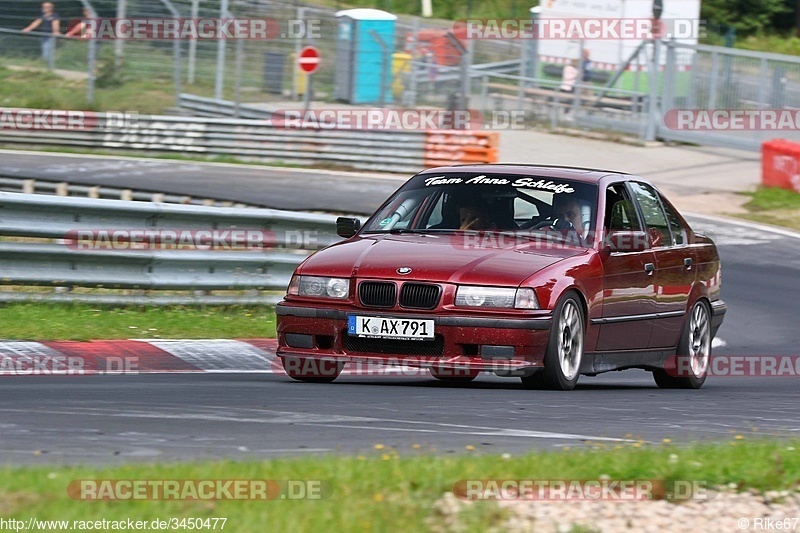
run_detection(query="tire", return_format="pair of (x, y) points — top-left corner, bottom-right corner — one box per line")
(430, 366), (479, 383)
(281, 357), (343, 383)
(653, 300), (711, 389)
(521, 291), (585, 391)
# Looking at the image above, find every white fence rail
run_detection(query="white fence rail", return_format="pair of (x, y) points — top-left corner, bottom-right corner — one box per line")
(0, 107), (498, 174)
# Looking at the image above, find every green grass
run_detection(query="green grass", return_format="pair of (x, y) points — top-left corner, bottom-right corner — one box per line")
(0, 62), (175, 114)
(0, 303), (276, 341)
(1, 440), (798, 531)
(738, 186), (800, 231)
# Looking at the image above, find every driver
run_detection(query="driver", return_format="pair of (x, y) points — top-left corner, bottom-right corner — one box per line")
(459, 203), (494, 230)
(551, 195), (588, 237)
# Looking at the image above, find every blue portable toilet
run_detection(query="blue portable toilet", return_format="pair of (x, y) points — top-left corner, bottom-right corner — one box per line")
(334, 9), (397, 104)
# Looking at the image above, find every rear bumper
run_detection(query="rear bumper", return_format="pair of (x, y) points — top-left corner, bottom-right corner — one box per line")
(276, 302), (552, 371)
(710, 299), (727, 338)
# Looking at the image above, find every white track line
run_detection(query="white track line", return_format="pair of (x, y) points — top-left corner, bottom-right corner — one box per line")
(686, 212), (800, 240)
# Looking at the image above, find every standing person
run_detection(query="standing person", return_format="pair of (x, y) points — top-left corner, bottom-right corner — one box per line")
(560, 59), (578, 93)
(581, 49), (592, 83)
(65, 8), (91, 39)
(559, 59), (578, 116)
(22, 2), (61, 70)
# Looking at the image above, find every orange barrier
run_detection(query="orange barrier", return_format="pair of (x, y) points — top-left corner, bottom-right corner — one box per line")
(424, 131), (499, 167)
(762, 139), (800, 192)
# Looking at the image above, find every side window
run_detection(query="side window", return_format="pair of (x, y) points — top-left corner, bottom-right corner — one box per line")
(660, 197), (687, 245)
(629, 182), (673, 247)
(604, 183), (642, 231)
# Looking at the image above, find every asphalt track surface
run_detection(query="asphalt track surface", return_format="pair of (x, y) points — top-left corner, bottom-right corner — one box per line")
(1, 152), (799, 465)
(0, 150), (403, 214)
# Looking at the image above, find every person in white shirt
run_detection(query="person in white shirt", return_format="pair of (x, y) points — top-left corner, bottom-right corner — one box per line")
(560, 59), (578, 93)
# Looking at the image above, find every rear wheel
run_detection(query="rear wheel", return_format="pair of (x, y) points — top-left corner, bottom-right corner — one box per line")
(281, 357), (343, 383)
(653, 300), (710, 389)
(521, 292), (585, 391)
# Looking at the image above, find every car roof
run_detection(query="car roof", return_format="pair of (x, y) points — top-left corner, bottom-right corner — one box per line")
(417, 164), (631, 184)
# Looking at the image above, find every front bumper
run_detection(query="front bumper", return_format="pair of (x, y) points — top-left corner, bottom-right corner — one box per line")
(276, 302), (553, 372)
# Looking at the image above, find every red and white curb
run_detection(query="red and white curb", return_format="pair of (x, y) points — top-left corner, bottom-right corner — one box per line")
(0, 339), (279, 376)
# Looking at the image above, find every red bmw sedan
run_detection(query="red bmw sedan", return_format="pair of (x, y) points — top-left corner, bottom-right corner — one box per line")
(276, 165), (726, 390)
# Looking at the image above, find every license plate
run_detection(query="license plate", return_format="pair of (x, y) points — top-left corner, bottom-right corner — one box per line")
(348, 316), (434, 341)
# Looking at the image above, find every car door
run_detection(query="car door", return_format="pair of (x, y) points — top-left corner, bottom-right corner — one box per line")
(595, 183), (657, 352)
(628, 182), (695, 349)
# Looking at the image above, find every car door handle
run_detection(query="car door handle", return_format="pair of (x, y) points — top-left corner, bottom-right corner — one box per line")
(644, 263), (655, 275)
(684, 257), (693, 270)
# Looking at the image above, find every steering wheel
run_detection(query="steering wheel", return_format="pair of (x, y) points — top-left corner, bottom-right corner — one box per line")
(520, 217), (574, 231)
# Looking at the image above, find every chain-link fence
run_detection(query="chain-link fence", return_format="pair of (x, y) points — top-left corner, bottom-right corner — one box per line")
(659, 41), (800, 150)
(2, 0), (800, 150)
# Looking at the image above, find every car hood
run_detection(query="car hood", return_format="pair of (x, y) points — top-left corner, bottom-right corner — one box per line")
(298, 233), (586, 286)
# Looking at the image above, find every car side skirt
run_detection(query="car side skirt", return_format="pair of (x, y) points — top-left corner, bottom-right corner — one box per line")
(583, 349), (676, 375)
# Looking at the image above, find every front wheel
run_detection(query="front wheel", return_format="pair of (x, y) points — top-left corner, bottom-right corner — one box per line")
(521, 292), (585, 391)
(281, 357), (344, 383)
(653, 300), (710, 389)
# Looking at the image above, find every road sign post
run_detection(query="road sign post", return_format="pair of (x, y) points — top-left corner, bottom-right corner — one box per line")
(299, 46), (320, 115)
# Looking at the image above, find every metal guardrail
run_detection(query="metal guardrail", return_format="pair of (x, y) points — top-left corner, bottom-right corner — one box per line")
(0, 106), (498, 174)
(177, 94), (274, 120)
(0, 175), (257, 208)
(0, 192), (342, 304)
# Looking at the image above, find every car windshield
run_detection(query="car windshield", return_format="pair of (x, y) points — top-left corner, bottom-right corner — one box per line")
(361, 172), (599, 247)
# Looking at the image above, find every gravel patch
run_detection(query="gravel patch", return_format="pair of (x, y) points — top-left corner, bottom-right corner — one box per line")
(432, 487), (800, 532)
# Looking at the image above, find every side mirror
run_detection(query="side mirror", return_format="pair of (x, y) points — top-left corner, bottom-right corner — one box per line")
(336, 217), (361, 238)
(602, 230), (649, 252)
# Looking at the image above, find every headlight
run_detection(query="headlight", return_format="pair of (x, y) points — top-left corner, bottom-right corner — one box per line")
(455, 286), (539, 309)
(287, 275), (350, 299)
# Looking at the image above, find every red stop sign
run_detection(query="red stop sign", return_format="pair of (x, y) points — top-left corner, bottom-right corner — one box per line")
(298, 46), (320, 74)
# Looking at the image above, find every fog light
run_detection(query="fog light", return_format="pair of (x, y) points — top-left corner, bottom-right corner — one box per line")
(480, 345), (515, 360)
(285, 333), (314, 349)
